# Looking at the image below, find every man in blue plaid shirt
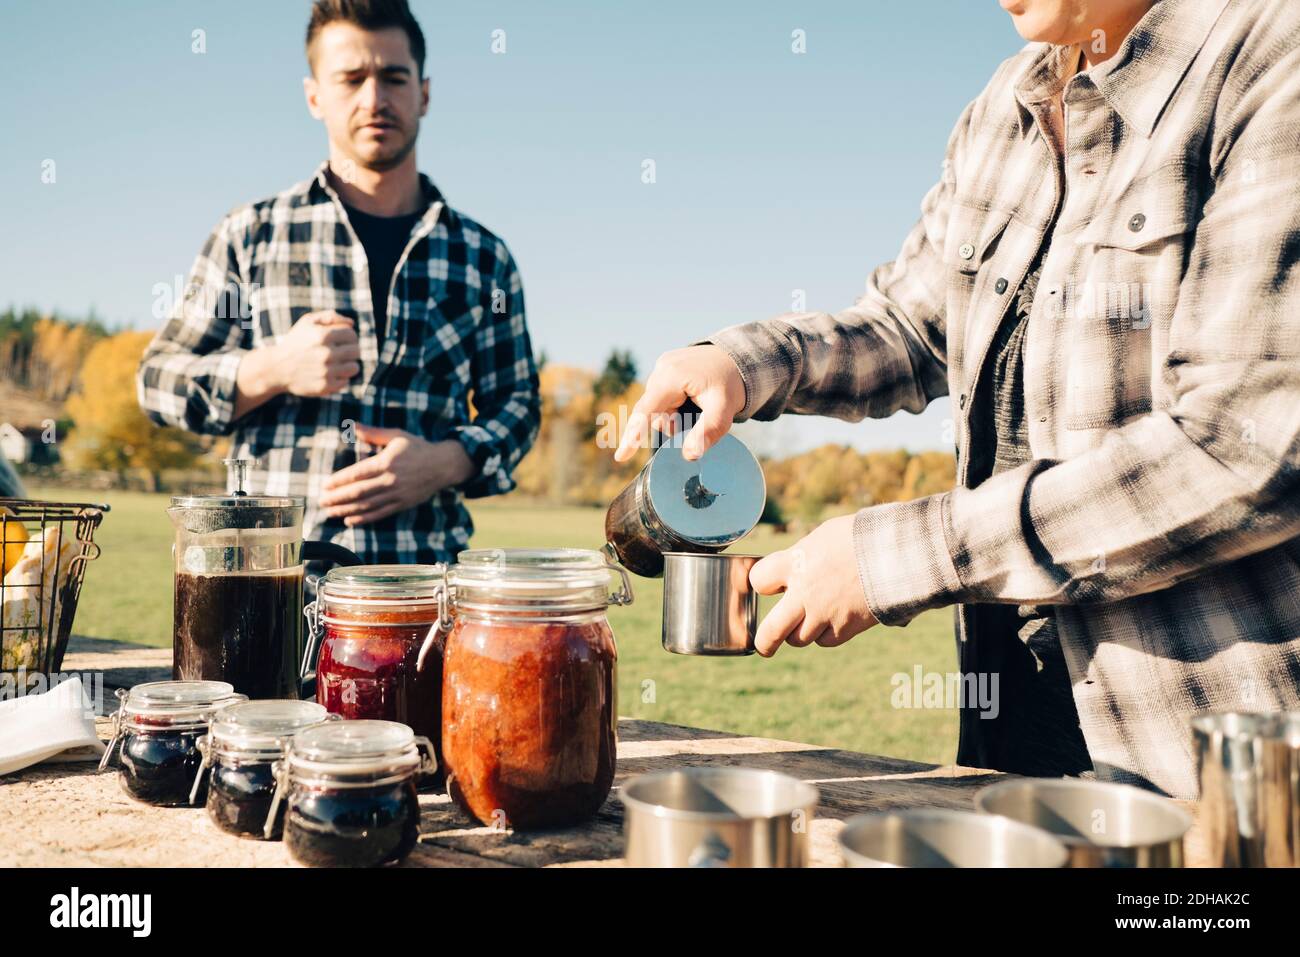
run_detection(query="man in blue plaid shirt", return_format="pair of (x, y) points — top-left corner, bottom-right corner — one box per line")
(137, 0), (540, 565)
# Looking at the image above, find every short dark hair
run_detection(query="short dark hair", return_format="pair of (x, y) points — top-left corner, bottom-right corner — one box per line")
(306, 0), (427, 77)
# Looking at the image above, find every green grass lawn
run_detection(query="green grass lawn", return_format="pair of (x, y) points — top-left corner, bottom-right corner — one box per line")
(28, 484), (959, 764)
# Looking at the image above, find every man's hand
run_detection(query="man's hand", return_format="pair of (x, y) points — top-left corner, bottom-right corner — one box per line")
(319, 424), (476, 527)
(235, 311), (361, 418)
(749, 515), (879, 657)
(613, 344), (746, 463)
(273, 311), (361, 397)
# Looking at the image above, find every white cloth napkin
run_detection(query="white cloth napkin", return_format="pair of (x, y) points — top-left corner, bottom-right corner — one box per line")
(0, 675), (105, 775)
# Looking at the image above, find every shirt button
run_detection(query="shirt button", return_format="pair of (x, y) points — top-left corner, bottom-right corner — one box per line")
(1128, 213), (1146, 232)
(958, 393), (967, 409)
(994, 277), (1009, 294)
(958, 242), (975, 260)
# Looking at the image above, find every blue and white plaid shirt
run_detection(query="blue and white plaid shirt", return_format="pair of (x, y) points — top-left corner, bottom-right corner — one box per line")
(138, 162), (540, 564)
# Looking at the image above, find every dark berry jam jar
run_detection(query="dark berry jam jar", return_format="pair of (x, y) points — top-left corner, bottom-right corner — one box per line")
(98, 680), (246, 807)
(268, 719), (435, 867)
(192, 699), (334, 839)
(305, 565), (445, 785)
(442, 548), (631, 830)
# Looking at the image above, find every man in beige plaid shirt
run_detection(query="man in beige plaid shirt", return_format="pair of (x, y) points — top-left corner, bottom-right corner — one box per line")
(616, 0), (1300, 799)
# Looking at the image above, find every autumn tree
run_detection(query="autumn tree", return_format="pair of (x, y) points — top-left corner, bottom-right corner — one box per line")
(64, 331), (204, 488)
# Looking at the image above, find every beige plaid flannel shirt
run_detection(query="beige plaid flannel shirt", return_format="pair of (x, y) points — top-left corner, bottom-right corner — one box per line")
(708, 0), (1300, 798)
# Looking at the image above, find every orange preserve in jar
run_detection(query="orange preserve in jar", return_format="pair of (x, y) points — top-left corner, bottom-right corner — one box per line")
(441, 548), (633, 830)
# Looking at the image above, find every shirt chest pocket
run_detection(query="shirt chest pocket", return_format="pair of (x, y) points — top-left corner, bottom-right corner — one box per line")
(415, 292), (483, 384)
(943, 200), (1013, 372)
(1063, 163), (1196, 430)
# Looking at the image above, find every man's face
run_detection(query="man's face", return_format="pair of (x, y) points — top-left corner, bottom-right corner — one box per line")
(304, 22), (428, 172)
(999, 0), (1145, 46)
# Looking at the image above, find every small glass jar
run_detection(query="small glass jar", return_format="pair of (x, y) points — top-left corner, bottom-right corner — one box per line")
(192, 699), (334, 839)
(441, 548), (632, 830)
(268, 719), (435, 867)
(306, 565), (445, 784)
(98, 680), (246, 807)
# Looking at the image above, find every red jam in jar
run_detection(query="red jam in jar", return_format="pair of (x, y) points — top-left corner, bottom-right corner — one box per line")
(307, 565), (445, 784)
(441, 548), (631, 830)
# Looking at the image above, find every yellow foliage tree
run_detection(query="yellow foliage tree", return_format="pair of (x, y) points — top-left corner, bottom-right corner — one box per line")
(64, 332), (205, 487)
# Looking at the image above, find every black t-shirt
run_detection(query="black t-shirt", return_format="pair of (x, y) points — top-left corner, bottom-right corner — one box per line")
(344, 203), (425, 341)
(963, 227), (1092, 779)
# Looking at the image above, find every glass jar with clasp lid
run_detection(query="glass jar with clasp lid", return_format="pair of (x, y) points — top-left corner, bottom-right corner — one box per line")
(267, 719), (436, 867)
(302, 564), (446, 784)
(191, 699), (336, 839)
(440, 548), (633, 830)
(98, 680), (246, 807)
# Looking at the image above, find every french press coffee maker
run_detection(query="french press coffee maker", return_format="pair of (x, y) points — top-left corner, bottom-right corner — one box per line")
(168, 459), (360, 699)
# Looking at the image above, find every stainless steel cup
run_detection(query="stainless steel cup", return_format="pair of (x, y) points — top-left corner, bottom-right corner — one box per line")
(661, 552), (758, 656)
(838, 809), (1068, 868)
(974, 778), (1191, 867)
(621, 767), (818, 867)
(1193, 711), (1300, 867)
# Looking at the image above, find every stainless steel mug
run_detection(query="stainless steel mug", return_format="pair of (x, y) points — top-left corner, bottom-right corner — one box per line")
(621, 767), (818, 867)
(838, 809), (1068, 868)
(1194, 711), (1300, 867)
(661, 552), (758, 656)
(975, 778), (1191, 867)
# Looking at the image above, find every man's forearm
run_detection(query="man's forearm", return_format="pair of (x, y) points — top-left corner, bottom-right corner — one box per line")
(233, 345), (287, 420)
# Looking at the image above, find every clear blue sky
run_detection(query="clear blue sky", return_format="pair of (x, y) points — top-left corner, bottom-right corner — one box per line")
(0, 0), (1027, 453)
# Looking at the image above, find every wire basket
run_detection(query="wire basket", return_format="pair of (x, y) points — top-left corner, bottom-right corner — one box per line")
(0, 498), (109, 685)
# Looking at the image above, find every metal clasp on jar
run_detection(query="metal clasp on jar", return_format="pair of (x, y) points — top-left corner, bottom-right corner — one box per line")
(96, 687), (129, 772)
(190, 734), (212, 806)
(602, 544), (635, 607)
(414, 571), (455, 672)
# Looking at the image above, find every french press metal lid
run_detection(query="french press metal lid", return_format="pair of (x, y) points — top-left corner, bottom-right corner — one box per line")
(168, 458), (306, 574)
(605, 431), (766, 577)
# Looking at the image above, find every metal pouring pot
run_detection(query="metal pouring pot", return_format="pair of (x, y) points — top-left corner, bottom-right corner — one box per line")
(604, 402), (766, 579)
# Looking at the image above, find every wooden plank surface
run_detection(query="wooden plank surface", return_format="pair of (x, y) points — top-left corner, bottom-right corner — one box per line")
(0, 638), (1211, 867)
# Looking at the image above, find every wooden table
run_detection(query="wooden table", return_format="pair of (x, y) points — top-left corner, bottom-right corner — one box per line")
(0, 638), (1210, 867)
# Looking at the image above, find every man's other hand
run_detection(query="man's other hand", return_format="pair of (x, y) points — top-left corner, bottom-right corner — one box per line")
(319, 424), (475, 527)
(749, 515), (879, 657)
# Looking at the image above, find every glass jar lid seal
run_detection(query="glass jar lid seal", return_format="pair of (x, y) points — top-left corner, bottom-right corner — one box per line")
(122, 680), (244, 719)
(209, 699), (330, 753)
(449, 548), (617, 612)
(450, 547), (609, 589)
(320, 564), (445, 601)
(289, 719), (416, 766)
